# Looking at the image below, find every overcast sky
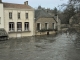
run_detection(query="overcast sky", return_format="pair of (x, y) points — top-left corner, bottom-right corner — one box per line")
(2, 0), (68, 9)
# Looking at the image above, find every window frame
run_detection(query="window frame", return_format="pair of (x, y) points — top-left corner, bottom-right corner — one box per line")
(9, 22), (14, 31)
(45, 23), (48, 30)
(18, 12), (21, 19)
(9, 12), (12, 19)
(24, 22), (29, 31)
(52, 23), (54, 29)
(17, 22), (22, 31)
(25, 13), (28, 19)
(37, 23), (41, 30)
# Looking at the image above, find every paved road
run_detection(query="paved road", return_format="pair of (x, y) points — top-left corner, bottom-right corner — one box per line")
(0, 33), (80, 60)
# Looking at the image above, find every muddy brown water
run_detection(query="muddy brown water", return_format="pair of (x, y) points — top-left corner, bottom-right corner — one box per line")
(0, 32), (80, 60)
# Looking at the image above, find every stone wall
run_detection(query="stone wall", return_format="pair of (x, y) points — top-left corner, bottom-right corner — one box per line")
(35, 17), (57, 35)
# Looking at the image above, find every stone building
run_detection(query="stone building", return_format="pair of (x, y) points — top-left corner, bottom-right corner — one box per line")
(0, 0), (35, 38)
(35, 9), (57, 35)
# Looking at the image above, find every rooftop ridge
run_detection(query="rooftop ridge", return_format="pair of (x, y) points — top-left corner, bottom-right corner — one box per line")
(3, 2), (26, 6)
(3, 2), (33, 9)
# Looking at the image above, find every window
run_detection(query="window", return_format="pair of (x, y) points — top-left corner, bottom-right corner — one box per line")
(17, 22), (22, 31)
(25, 13), (28, 19)
(37, 23), (40, 30)
(52, 23), (54, 29)
(9, 12), (12, 19)
(18, 13), (20, 19)
(9, 22), (14, 31)
(45, 23), (48, 29)
(0, 17), (1, 24)
(24, 22), (29, 31)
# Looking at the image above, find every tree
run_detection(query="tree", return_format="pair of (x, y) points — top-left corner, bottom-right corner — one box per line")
(68, 0), (80, 13)
(53, 7), (58, 16)
(63, 5), (75, 24)
(38, 6), (42, 9)
(59, 0), (76, 24)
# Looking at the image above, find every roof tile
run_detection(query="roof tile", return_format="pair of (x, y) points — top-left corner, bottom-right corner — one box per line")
(3, 2), (33, 9)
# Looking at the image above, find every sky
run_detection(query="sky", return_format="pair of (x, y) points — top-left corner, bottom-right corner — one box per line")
(2, 0), (68, 9)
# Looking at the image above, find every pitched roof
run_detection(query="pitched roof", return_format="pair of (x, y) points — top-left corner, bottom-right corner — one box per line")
(3, 2), (33, 9)
(35, 9), (53, 20)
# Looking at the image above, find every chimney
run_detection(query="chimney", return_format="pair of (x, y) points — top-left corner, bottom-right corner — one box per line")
(0, 0), (2, 3)
(24, 1), (28, 5)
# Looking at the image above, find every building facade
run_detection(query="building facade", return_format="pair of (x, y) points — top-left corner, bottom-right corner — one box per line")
(0, 0), (35, 38)
(35, 9), (57, 35)
(0, 1), (4, 28)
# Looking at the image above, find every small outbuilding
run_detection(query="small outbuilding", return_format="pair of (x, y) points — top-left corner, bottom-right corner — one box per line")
(35, 9), (58, 35)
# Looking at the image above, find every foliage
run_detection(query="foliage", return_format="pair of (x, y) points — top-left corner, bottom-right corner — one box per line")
(69, 0), (80, 13)
(59, 0), (77, 24)
(53, 7), (58, 16)
(63, 6), (75, 24)
(70, 13), (80, 24)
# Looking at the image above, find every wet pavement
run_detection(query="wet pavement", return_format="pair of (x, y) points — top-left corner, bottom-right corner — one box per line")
(0, 33), (80, 60)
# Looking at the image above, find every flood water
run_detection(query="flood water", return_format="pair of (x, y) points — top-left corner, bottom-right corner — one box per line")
(0, 32), (80, 60)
